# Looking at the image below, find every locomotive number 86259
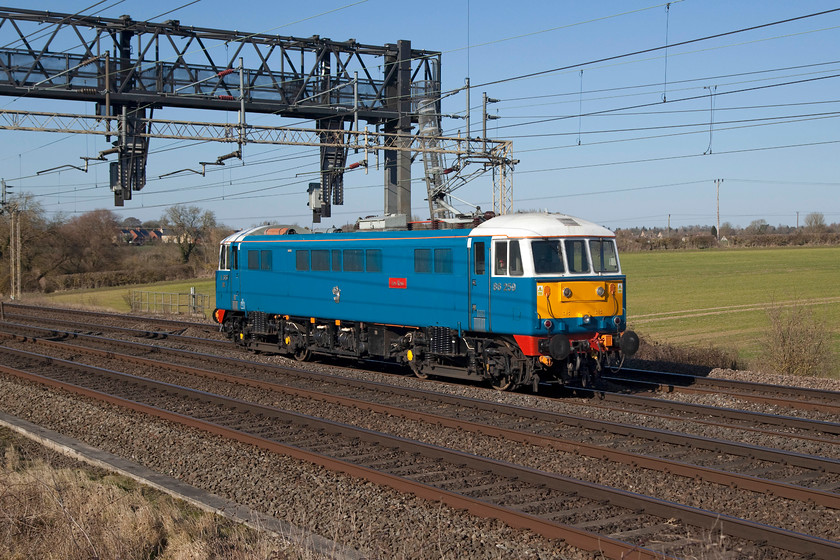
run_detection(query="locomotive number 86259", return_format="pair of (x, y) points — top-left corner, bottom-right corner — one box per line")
(213, 212), (639, 391)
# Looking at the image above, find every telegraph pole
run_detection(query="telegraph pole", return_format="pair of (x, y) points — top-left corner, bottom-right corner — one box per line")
(715, 178), (723, 240)
(1, 179), (21, 299)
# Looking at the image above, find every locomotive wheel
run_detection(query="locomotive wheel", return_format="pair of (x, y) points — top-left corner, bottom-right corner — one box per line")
(578, 358), (601, 389)
(489, 340), (519, 391)
(407, 349), (428, 379)
(490, 375), (512, 391)
(293, 347), (312, 362)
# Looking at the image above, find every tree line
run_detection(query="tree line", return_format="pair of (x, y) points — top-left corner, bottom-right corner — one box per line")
(1, 201), (837, 296)
(0, 196), (228, 295)
(615, 213), (839, 251)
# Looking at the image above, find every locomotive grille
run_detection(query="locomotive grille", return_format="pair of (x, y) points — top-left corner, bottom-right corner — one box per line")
(429, 326), (457, 355)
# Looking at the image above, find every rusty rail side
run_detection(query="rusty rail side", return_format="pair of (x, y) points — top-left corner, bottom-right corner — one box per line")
(0, 360), (660, 560)
(1, 348), (839, 558)
(5, 330), (838, 510)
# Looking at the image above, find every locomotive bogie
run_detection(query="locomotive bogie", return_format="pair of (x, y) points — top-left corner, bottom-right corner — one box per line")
(214, 213), (639, 391)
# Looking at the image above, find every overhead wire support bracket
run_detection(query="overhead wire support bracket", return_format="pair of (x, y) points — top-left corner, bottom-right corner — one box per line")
(160, 148), (242, 179)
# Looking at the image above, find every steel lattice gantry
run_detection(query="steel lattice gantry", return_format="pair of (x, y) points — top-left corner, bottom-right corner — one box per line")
(0, 6), (441, 216)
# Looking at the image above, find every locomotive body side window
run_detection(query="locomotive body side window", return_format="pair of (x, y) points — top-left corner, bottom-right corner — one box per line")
(589, 239), (619, 273)
(311, 249), (330, 271)
(508, 240), (523, 276)
(295, 250), (310, 271)
(532, 240), (564, 274)
(564, 239), (590, 274)
(344, 249), (364, 271)
(414, 249), (432, 273)
(366, 249), (382, 272)
(494, 241), (508, 275)
(331, 249), (342, 271)
(474, 242), (485, 275)
(231, 246), (238, 269)
(260, 250), (272, 271)
(247, 250), (260, 270)
(434, 248), (452, 274)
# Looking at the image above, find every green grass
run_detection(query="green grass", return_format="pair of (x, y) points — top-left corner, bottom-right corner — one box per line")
(38, 279), (216, 317)
(622, 246), (840, 373)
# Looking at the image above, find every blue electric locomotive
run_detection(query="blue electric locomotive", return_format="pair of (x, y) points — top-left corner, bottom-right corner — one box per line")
(213, 212), (639, 390)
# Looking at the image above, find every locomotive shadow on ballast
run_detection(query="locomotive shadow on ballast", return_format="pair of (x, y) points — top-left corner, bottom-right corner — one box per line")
(213, 213), (639, 392)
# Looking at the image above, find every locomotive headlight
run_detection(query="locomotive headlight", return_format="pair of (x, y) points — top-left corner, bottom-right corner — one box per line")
(582, 314), (591, 324)
(563, 287), (572, 298)
(596, 286), (605, 297)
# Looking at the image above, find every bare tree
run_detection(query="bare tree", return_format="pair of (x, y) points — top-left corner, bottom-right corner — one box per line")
(1, 194), (68, 292)
(161, 205), (217, 264)
(57, 209), (121, 273)
(804, 212), (826, 232)
(745, 219), (769, 235)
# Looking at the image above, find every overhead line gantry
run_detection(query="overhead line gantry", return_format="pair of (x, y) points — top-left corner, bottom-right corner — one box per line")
(0, 6), (514, 221)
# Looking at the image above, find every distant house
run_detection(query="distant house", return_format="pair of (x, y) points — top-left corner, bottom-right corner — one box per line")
(118, 228), (165, 245)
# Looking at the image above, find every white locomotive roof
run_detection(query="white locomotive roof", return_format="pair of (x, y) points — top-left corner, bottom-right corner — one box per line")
(220, 224), (311, 244)
(469, 212), (615, 238)
(220, 226), (263, 244)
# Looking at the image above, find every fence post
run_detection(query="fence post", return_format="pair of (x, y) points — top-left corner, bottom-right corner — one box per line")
(190, 286), (196, 315)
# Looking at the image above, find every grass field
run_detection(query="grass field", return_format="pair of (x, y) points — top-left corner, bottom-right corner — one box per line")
(621, 246), (840, 373)
(38, 279), (217, 318)
(34, 246), (840, 375)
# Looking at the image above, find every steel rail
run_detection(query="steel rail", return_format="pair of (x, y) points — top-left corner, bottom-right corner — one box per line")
(0, 356), (663, 560)
(586, 389), (840, 436)
(9, 330), (836, 509)
(2, 349), (838, 559)
(1, 302), (212, 332)
(604, 369), (840, 415)
(3, 312), (838, 441)
(1, 324), (837, 474)
(0, 311), (230, 348)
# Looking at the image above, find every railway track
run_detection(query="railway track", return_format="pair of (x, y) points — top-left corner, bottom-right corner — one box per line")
(2, 325), (839, 506)
(0, 319), (838, 556)
(2, 304), (839, 558)
(605, 368), (840, 415)
(0, 301), (217, 335)
(5, 303), (838, 417)
(1, 342), (837, 559)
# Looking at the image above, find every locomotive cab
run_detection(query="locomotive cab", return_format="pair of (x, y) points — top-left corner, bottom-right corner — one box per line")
(469, 214), (639, 387)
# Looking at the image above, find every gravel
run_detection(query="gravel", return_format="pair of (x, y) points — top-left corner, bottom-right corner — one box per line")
(1, 308), (839, 558)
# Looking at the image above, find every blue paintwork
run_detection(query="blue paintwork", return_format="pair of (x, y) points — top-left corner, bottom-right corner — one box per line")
(218, 229), (474, 330)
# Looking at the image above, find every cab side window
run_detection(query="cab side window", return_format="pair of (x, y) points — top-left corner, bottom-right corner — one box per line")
(219, 245), (229, 270)
(508, 240), (523, 276)
(494, 241), (507, 275)
(494, 240), (523, 276)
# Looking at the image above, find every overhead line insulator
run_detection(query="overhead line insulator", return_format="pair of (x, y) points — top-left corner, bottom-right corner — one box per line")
(217, 69), (235, 77)
(217, 95), (235, 100)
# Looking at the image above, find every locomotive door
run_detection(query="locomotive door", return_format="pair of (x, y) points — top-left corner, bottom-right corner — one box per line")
(230, 243), (242, 310)
(469, 239), (491, 332)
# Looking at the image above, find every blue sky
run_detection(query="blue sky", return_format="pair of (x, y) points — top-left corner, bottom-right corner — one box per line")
(1, 0), (838, 231)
